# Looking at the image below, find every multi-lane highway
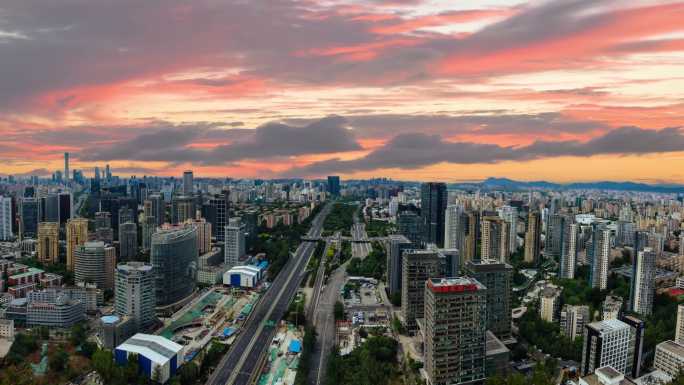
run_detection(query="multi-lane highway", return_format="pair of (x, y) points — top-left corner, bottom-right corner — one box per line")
(308, 263), (346, 385)
(351, 222), (371, 259)
(205, 203), (331, 385)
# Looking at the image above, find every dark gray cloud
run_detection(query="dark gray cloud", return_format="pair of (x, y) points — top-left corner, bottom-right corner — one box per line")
(282, 126), (684, 177)
(345, 112), (606, 138)
(284, 112), (607, 139)
(0, 0), (633, 110)
(79, 116), (361, 164)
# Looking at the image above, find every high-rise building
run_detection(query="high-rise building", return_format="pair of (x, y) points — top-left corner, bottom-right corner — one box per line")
(182, 170), (194, 195)
(171, 196), (195, 224)
(115, 262), (156, 329)
(385, 234), (412, 296)
(151, 225), (198, 306)
(622, 315), (645, 378)
(464, 211), (480, 263)
(141, 215), (156, 252)
(95, 211), (112, 229)
(208, 193), (228, 242)
(66, 218), (89, 271)
(327, 176), (340, 197)
(564, 223), (579, 278)
(444, 204), (466, 252)
(630, 248), (655, 316)
(481, 216), (509, 262)
(40, 194), (59, 222)
(421, 182), (448, 247)
(580, 319), (632, 376)
(603, 295), (623, 320)
(557, 216), (577, 279)
(560, 305), (589, 340)
(118, 222), (138, 260)
(547, 213), (566, 259)
(401, 249), (444, 331)
(397, 211), (423, 247)
(64, 152), (69, 181)
(224, 218), (245, 268)
(424, 277), (487, 385)
(616, 221), (635, 247)
(187, 218), (211, 255)
(539, 286), (561, 322)
(676, 305), (684, 346)
(497, 205), (518, 254)
(37, 222), (60, 264)
(147, 194), (165, 226)
(118, 207), (135, 226)
(20, 197), (39, 238)
(524, 211), (542, 265)
(74, 241), (117, 290)
(0, 196), (12, 241)
(58, 192), (72, 225)
(465, 259), (513, 341)
(654, 340), (684, 379)
(589, 224), (611, 290)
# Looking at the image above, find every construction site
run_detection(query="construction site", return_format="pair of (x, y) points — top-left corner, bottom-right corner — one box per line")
(257, 322), (305, 385)
(156, 288), (261, 362)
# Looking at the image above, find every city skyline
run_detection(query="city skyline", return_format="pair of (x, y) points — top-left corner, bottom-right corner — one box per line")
(2, 0), (684, 182)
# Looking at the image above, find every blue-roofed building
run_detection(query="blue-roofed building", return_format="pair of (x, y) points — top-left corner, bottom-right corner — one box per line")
(115, 333), (183, 383)
(222, 327), (235, 338)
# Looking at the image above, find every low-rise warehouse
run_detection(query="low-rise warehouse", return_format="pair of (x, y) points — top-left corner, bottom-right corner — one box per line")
(223, 265), (261, 288)
(115, 333), (183, 383)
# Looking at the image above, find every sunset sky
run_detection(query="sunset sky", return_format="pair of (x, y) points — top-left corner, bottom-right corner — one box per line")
(2, 0), (684, 182)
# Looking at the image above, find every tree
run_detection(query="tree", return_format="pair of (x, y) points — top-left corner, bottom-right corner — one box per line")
(334, 301), (345, 320)
(0, 365), (35, 385)
(69, 322), (87, 347)
(81, 341), (98, 358)
(124, 353), (141, 383)
(390, 292), (401, 306)
(49, 345), (70, 372)
(178, 362), (199, 385)
(93, 349), (116, 382)
(152, 366), (162, 383)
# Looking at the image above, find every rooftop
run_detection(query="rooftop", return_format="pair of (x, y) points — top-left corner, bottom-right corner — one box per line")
(117, 333), (183, 365)
(587, 319), (630, 334)
(427, 277), (485, 293)
(596, 366), (622, 380)
(656, 340), (684, 357)
(9, 267), (44, 280)
(116, 261), (153, 272)
(485, 331), (509, 356)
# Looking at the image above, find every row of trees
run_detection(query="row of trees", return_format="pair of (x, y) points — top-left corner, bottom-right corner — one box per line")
(486, 358), (558, 385)
(517, 309), (583, 362)
(250, 203), (323, 280)
(346, 242), (386, 279)
(322, 203), (357, 236)
(294, 325), (317, 385)
(325, 336), (399, 385)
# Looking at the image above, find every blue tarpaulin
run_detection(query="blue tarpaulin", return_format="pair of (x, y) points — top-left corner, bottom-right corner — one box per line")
(288, 339), (302, 354)
(223, 327), (236, 337)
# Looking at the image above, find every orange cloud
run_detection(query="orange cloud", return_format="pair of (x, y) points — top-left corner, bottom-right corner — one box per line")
(438, 2), (684, 76)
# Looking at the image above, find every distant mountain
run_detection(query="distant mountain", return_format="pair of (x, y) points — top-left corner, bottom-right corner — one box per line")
(453, 177), (684, 193)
